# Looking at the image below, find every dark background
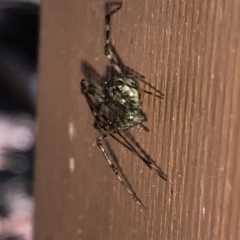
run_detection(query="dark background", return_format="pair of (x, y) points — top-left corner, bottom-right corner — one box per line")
(35, 0), (240, 239)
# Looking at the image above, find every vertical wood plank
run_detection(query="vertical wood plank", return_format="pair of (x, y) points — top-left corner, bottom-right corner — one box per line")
(35, 0), (240, 239)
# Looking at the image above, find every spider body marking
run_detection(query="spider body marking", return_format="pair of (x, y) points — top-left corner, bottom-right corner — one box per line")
(103, 74), (147, 126)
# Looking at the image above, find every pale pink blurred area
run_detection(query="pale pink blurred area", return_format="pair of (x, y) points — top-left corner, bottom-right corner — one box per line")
(0, 179), (33, 240)
(0, 213), (32, 240)
(0, 114), (35, 171)
(0, 114), (35, 240)
(0, 114), (34, 239)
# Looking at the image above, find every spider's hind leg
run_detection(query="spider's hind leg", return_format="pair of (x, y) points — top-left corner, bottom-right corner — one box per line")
(126, 73), (164, 99)
(97, 132), (145, 208)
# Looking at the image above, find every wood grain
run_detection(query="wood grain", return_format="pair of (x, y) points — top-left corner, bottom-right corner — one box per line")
(34, 0), (240, 239)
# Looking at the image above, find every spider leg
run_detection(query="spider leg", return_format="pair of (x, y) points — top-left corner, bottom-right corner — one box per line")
(97, 132), (145, 208)
(81, 79), (145, 207)
(126, 74), (164, 99)
(116, 132), (168, 180)
(142, 89), (164, 99)
(82, 78), (166, 179)
(104, 43), (164, 99)
(105, 2), (122, 74)
(86, 98), (167, 181)
(80, 79), (103, 97)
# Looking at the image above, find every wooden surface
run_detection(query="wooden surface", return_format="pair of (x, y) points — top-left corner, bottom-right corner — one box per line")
(34, 0), (240, 239)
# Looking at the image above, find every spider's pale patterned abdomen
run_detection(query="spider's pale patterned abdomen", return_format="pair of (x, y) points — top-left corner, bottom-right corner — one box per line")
(103, 75), (147, 124)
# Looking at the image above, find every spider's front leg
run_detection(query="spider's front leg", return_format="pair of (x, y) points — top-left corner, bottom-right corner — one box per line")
(81, 79), (106, 128)
(81, 79), (102, 96)
(104, 2), (122, 74)
(96, 131), (145, 208)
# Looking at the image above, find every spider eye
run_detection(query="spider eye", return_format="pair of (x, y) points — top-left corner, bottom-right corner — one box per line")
(117, 80), (123, 88)
(117, 80), (122, 84)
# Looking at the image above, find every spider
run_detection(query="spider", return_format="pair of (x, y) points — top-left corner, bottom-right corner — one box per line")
(81, 2), (167, 207)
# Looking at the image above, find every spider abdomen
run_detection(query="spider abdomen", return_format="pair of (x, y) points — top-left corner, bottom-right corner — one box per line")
(103, 75), (147, 125)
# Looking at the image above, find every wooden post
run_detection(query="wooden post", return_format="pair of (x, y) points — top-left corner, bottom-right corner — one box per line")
(34, 0), (240, 239)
